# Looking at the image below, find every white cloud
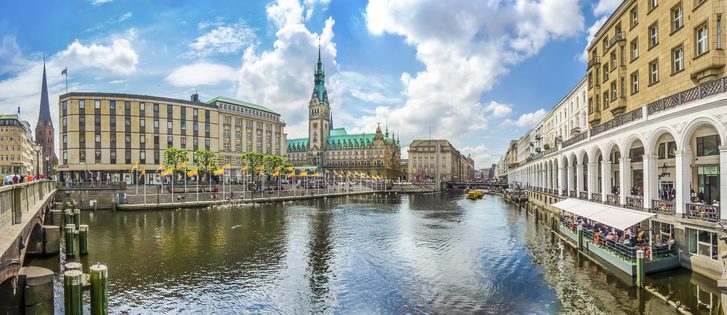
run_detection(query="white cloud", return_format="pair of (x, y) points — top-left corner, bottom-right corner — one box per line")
(189, 20), (256, 57)
(361, 0), (583, 147)
(90, 0), (112, 6)
(484, 101), (512, 117)
(460, 144), (495, 169)
(580, 16), (608, 61)
(593, 0), (621, 16)
(504, 109), (547, 128)
(59, 38), (138, 75)
(303, 0), (331, 20)
(166, 63), (237, 87)
(237, 0), (337, 137)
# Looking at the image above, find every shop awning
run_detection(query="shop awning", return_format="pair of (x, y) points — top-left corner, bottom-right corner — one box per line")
(552, 198), (655, 231)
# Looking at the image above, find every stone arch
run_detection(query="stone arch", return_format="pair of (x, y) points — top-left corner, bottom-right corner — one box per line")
(621, 133), (646, 156)
(647, 126), (681, 155)
(576, 149), (588, 165)
(679, 116), (726, 149)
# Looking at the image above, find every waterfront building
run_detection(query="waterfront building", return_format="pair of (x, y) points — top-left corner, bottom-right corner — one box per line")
(0, 114), (40, 176)
(542, 77), (588, 150)
(505, 0), (727, 280)
(57, 92), (220, 183)
(407, 139), (475, 182)
(286, 48), (403, 178)
(211, 96), (287, 175)
(35, 62), (57, 175)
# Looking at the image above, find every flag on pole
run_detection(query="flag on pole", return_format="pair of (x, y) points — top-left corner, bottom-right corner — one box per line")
(161, 168), (173, 176)
(156, 163), (164, 172)
(138, 169), (146, 180)
(222, 163), (232, 169)
(241, 165), (249, 172)
(213, 168), (224, 175)
(131, 162), (138, 170)
(272, 170), (280, 177)
(312, 172), (320, 177)
(177, 162), (187, 170)
(286, 166), (294, 171)
(187, 168), (198, 177)
(61, 68), (67, 76)
(299, 170), (308, 176)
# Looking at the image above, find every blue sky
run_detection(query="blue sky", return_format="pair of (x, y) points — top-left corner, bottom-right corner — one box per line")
(0, 0), (620, 168)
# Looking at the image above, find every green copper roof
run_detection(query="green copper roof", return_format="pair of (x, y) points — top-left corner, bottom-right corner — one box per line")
(207, 96), (279, 115)
(287, 138), (309, 152)
(329, 128), (348, 137)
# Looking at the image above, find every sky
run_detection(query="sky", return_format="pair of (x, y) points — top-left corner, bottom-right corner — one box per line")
(0, 0), (622, 169)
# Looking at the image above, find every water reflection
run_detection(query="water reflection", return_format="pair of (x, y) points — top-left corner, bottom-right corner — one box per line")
(18, 192), (720, 314)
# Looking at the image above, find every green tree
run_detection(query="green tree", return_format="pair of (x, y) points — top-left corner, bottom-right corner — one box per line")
(241, 152), (265, 188)
(193, 149), (218, 181)
(163, 148), (189, 181)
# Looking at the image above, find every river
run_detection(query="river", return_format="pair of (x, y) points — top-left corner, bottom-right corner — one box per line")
(27, 191), (721, 314)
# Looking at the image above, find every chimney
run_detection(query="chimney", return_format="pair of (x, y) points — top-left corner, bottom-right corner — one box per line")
(191, 92), (200, 102)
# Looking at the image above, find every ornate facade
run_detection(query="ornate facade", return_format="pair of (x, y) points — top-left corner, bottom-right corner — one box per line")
(286, 48), (403, 178)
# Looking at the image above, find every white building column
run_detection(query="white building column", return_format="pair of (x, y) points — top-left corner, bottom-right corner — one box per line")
(720, 146), (727, 220)
(619, 157), (631, 205)
(601, 159), (611, 201)
(675, 150), (690, 215)
(567, 165), (574, 195)
(587, 162), (598, 200)
(576, 162), (584, 194)
(643, 154), (657, 211)
(558, 161), (565, 195)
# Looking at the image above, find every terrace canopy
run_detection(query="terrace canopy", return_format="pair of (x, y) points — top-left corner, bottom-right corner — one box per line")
(552, 199), (656, 231)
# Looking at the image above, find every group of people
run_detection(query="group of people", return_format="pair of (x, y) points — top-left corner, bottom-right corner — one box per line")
(658, 187), (676, 201)
(2, 174), (35, 185)
(561, 215), (674, 252)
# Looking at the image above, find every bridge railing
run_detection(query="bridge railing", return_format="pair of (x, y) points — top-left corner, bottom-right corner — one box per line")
(0, 180), (55, 236)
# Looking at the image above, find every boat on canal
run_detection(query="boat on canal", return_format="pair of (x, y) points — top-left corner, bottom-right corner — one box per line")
(467, 190), (485, 199)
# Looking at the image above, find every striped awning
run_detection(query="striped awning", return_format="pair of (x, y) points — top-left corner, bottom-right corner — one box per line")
(552, 198), (655, 231)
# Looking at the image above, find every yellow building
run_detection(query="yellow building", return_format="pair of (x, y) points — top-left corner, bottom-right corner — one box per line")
(587, 0), (725, 126)
(408, 139), (474, 182)
(58, 92), (220, 183)
(212, 96), (287, 171)
(0, 115), (38, 176)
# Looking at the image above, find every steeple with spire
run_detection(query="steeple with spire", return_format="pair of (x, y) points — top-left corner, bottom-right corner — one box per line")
(312, 42), (328, 104)
(35, 60), (58, 175)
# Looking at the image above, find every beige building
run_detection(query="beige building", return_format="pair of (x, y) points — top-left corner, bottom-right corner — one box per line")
(586, 0), (726, 126)
(0, 115), (39, 176)
(58, 92), (221, 183)
(408, 139), (474, 182)
(212, 96), (287, 173)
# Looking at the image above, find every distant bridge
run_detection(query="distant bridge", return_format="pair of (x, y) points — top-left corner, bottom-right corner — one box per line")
(443, 182), (508, 190)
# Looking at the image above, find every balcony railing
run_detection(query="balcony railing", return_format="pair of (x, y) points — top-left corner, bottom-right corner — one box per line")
(562, 131), (588, 149)
(625, 196), (644, 211)
(578, 192), (588, 200)
(561, 189), (567, 196)
(686, 203), (720, 222)
(588, 56), (600, 68)
(651, 199), (675, 215)
(648, 77), (727, 115)
(569, 190), (577, 198)
(605, 194), (620, 206)
(591, 193), (602, 203)
(590, 107), (643, 136)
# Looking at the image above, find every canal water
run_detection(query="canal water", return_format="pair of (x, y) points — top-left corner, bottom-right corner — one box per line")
(28, 192), (721, 314)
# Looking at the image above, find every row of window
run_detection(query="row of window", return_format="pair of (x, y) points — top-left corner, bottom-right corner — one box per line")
(218, 103), (280, 122)
(65, 99), (210, 117)
(63, 116), (211, 133)
(65, 144), (211, 165)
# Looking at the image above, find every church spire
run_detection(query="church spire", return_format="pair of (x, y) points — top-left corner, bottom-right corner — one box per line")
(37, 60), (52, 125)
(312, 42), (327, 104)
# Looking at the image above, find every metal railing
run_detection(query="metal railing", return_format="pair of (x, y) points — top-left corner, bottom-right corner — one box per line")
(625, 196), (644, 210)
(591, 193), (602, 203)
(562, 131), (588, 148)
(590, 107), (643, 136)
(579, 192), (588, 200)
(685, 203), (720, 222)
(605, 194), (620, 206)
(561, 189), (567, 196)
(651, 199), (675, 215)
(647, 77), (727, 115)
(568, 190), (577, 198)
